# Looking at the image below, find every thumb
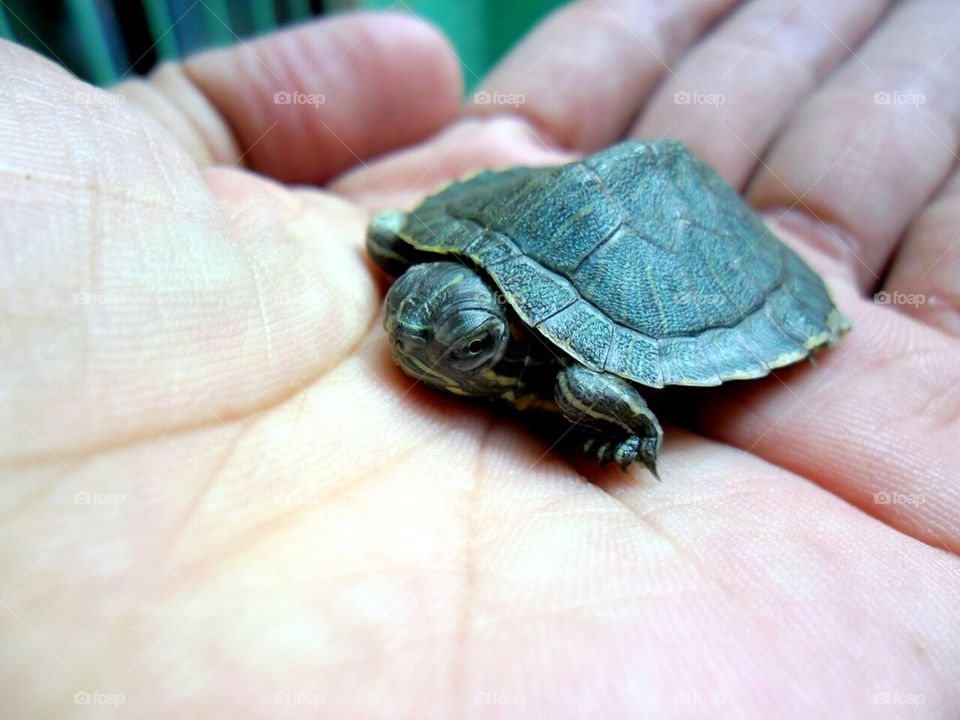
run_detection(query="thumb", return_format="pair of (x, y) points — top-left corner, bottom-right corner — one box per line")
(0, 15), (456, 465)
(112, 12), (462, 182)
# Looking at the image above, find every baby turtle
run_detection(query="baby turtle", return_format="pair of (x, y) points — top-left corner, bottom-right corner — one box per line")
(367, 139), (849, 478)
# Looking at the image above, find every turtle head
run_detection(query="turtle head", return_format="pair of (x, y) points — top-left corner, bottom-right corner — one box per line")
(384, 262), (510, 394)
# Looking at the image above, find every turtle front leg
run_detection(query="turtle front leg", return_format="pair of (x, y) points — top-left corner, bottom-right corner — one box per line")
(553, 365), (663, 477)
(366, 210), (414, 277)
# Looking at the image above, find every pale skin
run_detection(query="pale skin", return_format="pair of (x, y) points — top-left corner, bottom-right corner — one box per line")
(1, 2), (960, 718)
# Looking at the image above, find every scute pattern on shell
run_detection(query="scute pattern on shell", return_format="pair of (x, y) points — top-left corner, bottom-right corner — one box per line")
(398, 139), (849, 388)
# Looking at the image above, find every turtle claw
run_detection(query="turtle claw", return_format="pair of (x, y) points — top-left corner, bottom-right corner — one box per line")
(596, 443), (614, 468)
(579, 433), (659, 478)
(613, 436), (640, 470)
(584, 435), (642, 470)
(646, 461), (661, 482)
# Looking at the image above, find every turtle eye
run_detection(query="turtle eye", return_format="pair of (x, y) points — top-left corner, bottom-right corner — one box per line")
(449, 323), (506, 366)
(436, 311), (507, 371)
(466, 335), (491, 355)
(451, 332), (492, 360)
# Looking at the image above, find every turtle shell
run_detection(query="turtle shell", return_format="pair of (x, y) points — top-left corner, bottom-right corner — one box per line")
(396, 139), (849, 388)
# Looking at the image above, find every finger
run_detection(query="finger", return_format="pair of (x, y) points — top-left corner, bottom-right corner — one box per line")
(690, 217), (960, 555)
(881, 167), (960, 337)
(330, 116), (575, 212)
(746, 0), (960, 289)
(591, 432), (960, 713)
(467, 0), (741, 151)
(113, 12), (462, 183)
(631, 0), (891, 188)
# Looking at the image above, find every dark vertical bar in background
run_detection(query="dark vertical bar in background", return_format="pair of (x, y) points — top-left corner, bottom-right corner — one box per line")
(113, 0), (158, 76)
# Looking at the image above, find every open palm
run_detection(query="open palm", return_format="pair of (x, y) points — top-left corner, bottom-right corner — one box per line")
(1, 3), (958, 718)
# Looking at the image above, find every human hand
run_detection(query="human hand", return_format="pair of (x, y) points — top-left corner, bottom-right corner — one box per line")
(1, 3), (958, 718)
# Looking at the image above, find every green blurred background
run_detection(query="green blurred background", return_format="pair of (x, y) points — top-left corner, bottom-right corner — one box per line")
(0, 0), (564, 90)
